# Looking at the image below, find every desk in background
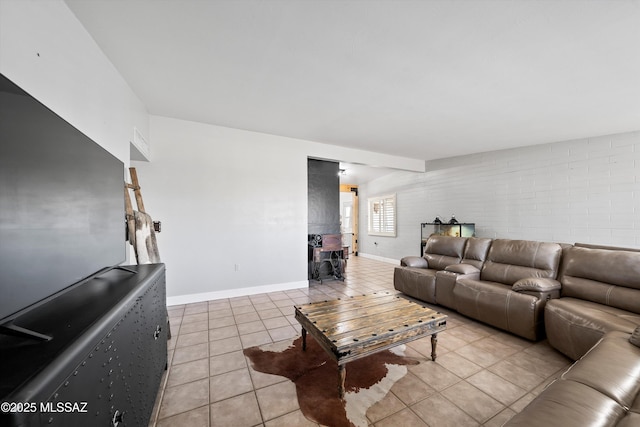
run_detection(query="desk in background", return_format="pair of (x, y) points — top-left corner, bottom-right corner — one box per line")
(308, 234), (349, 283)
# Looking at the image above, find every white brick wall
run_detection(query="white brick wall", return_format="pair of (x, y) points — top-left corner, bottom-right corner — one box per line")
(359, 130), (640, 260)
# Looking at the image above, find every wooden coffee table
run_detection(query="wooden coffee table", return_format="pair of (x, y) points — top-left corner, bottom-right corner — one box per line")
(294, 292), (447, 397)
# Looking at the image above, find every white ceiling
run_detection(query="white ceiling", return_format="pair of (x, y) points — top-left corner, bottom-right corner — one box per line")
(338, 162), (394, 185)
(65, 0), (640, 168)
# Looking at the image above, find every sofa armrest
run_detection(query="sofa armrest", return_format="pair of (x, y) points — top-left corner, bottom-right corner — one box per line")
(513, 278), (561, 292)
(401, 256), (428, 268)
(445, 264), (480, 275)
(513, 277), (561, 300)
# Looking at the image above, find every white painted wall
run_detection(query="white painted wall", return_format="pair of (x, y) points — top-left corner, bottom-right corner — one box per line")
(133, 116), (422, 304)
(0, 0), (149, 165)
(359, 131), (640, 262)
(0, 0), (426, 304)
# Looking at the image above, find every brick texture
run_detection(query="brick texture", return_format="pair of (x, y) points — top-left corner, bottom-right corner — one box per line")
(359, 131), (640, 260)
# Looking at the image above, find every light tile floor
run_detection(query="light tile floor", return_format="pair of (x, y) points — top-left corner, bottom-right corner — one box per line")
(149, 256), (572, 427)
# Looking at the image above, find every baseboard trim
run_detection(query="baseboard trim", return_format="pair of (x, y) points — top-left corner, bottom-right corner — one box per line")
(167, 280), (309, 306)
(357, 253), (400, 265)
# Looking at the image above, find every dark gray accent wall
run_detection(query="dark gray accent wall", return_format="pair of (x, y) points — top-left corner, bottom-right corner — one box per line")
(307, 159), (340, 235)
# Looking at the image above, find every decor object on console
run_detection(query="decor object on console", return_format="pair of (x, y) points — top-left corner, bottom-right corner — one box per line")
(125, 167), (171, 340)
(420, 221), (475, 255)
(125, 167), (161, 264)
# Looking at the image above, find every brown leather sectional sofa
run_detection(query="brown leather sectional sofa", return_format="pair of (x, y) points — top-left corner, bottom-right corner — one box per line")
(506, 329), (640, 426)
(394, 237), (640, 426)
(395, 236), (564, 340)
(394, 237), (640, 345)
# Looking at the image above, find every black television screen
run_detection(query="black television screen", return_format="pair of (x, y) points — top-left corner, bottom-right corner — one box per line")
(0, 74), (126, 324)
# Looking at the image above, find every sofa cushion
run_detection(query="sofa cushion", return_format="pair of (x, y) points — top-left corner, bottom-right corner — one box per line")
(460, 237), (492, 270)
(454, 278), (544, 340)
(505, 380), (625, 426)
(545, 298), (640, 360)
(562, 276), (640, 316)
(559, 246), (640, 314)
(454, 279), (511, 318)
(422, 235), (467, 270)
(481, 239), (562, 285)
(561, 331), (640, 409)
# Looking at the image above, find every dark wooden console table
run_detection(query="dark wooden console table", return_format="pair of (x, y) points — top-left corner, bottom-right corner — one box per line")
(0, 264), (167, 427)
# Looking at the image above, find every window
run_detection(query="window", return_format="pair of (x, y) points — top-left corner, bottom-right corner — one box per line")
(368, 194), (396, 237)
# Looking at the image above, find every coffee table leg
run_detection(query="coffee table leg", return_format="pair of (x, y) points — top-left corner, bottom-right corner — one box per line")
(431, 333), (438, 361)
(338, 364), (346, 398)
(301, 327), (307, 351)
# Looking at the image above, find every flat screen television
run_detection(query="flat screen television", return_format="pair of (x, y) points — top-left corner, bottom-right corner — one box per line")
(0, 73), (126, 328)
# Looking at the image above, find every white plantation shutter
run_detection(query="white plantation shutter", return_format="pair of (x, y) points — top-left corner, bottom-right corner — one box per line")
(368, 194), (396, 237)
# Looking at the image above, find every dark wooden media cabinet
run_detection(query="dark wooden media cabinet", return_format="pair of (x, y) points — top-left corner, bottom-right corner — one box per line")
(0, 264), (167, 427)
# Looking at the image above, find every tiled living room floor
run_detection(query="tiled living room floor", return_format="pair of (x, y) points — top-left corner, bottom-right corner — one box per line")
(149, 256), (572, 427)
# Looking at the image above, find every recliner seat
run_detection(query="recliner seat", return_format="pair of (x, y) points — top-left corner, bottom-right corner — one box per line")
(432, 237), (492, 309)
(453, 239), (562, 340)
(393, 235), (467, 304)
(545, 245), (640, 360)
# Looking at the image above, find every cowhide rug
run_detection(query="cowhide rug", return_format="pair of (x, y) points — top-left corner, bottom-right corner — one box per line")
(243, 335), (419, 427)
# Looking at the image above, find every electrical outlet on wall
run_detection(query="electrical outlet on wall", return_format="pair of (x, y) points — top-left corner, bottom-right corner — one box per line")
(234, 264), (240, 272)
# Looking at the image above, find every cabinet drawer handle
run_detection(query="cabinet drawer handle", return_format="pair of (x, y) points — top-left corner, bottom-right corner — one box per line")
(112, 409), (124, 427)
(153, 325), (162, 340)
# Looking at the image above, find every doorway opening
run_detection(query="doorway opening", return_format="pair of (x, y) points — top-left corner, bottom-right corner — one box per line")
(340, 184), (358, 256)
